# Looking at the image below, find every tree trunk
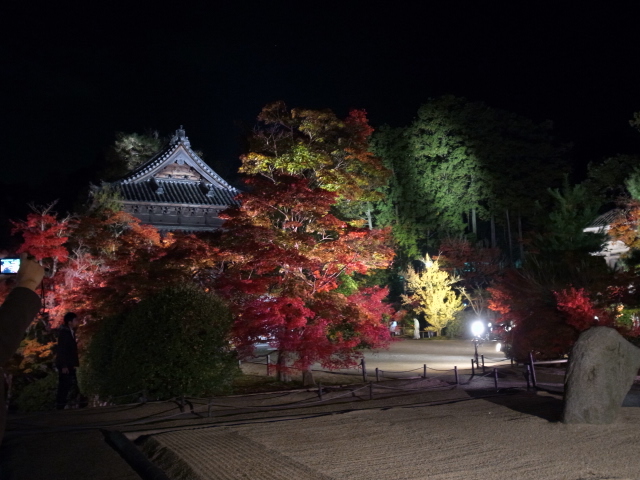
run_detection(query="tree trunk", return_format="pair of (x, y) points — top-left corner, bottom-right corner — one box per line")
(490, 215), (496, 248)
(506, 209), (513, 265)
(471, 207), (477, 236)
(365, 202), (373, 230)
(276, 352), (291, 382)
(518, 213), (524, 263)
(302, 368), (315, 386)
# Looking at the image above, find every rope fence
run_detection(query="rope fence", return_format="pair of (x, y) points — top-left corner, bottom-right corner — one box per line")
(22, 351), (564, 430)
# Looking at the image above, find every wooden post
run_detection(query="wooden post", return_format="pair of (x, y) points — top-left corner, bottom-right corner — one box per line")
(454, 366), (459, 385)
(361, 358), (367, 383)
(528, 352), (537, 388)
(266, 354), (271, 376)
(525, 364), (531, 390)
(481, 355), (486, 374)
(471, 358), (475, 376)
(493, 368), (498, 390)
(369, 381), (373, 400)
(318, 382), (323, 401)
(423, 364), (427, 379)
(375, 367), (380, 382)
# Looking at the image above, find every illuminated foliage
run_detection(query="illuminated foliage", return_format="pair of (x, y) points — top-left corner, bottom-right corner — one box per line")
(438, 237), (503, 319)
(216, 172), (394, 382)
(240, 101), (390, 223)
(486, 252), (630, 360)
(11, 203), (73, 277)
(486, 268), (577, 361)
(100, 131), (165, 180)
(401, 254), (464, 336)
(554, 287), (613, 332)
(371, 95), (566, 261)
(609, 199), (640, 251)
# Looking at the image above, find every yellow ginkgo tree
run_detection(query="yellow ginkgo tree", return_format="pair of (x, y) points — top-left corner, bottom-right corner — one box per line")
(402, 254), (464, 336)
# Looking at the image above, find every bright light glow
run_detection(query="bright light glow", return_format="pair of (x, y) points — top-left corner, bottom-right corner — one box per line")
(496, 342), (502, 352)
(471, 320), (485, 337)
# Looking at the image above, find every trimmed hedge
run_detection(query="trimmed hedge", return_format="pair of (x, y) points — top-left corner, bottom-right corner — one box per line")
(15, 372), (58, 412)
(83, 284), (238, 401)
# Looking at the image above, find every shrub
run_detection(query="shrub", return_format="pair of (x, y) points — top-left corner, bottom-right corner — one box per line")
(15, 372), (58, 412)
(83, 284), (239, 401)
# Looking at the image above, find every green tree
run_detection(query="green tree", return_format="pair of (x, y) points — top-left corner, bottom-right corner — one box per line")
(83, 285), (238, 400)
(625, 169), (640, 201)
(100, 131), (165, 180)
(370, 125), (425, 261)
(372, 95), (567, 263)
(583, 154), (640, 204)
(401, 254), (464, 336)
(240, 101), (390, 224)
(583, 113), (640, 204)
(530, 178), (606, 260)
(487, 179), (612, 361)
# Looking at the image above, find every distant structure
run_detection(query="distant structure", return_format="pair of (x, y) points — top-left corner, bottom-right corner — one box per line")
(584, 209), (629, 269)
(110, 127), (240, 232)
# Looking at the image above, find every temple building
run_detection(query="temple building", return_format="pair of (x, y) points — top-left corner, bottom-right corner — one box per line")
(110, 127), (240, 232)
(584, 209), (629, 269)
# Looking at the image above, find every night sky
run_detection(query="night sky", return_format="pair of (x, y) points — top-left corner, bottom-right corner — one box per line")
(3, 3), (640, 212)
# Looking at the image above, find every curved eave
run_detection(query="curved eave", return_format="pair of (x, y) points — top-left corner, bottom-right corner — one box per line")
(115, 180), (240, 207)
(119, 141), (235, 191)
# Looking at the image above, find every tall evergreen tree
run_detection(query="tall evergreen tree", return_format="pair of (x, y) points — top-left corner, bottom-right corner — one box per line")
(101, 131), (165, 180)
(372, 95), (568, 263)
(530, 178), (606, 259)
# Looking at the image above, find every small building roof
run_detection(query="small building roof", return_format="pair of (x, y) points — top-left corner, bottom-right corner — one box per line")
(114, 180), (238, 206)
(112, 126), (240, 207)
(586, 209), (624, 229)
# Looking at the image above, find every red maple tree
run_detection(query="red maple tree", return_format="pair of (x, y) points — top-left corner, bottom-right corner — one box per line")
(216, 174), (394, 381)
(10, 204), (73, 275)
(486, 270), (577, 361)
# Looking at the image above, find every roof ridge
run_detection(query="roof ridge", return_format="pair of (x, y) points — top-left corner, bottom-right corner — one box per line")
(114, 127), (238, 192)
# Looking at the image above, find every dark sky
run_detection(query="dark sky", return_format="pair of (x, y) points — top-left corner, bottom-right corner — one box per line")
(3, 2), (640, 205)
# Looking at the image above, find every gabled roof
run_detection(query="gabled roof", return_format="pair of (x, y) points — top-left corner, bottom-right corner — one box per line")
(113, 127), (240, 207)
(586, 209), (624, 229)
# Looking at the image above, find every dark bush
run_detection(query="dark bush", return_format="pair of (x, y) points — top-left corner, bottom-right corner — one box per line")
(15, 372), (57, 412)
(83, 285), (238, 401)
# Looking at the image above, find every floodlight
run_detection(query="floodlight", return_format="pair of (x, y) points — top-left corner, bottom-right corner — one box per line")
(471, 320), (485, 338)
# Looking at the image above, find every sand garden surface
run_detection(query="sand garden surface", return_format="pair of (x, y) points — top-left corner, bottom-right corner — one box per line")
(3, 340), (640, 479)
(134, 384), (640, 480)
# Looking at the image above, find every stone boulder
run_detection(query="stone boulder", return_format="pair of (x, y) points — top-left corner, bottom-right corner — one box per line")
(563, 326), (640, 424)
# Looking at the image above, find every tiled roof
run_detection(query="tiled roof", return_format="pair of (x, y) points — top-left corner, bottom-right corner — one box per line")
(115, 180), (239, 206)
(120, 128), (235, 191)
(588, 209), (624, 228)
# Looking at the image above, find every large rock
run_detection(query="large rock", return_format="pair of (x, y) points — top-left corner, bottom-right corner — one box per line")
(563, 326), (640, 424)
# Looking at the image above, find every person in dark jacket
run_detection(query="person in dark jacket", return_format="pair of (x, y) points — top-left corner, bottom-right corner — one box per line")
(55, 312), (80, 409)
(0, 253), (44, 442)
